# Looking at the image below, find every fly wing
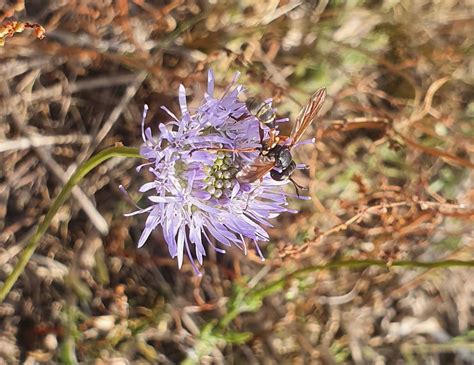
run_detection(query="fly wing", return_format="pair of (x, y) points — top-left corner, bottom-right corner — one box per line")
(236, 156), (275, 184)
(290, 88), (327, 146)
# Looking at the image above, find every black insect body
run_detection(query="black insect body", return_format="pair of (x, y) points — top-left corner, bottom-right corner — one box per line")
(237, 88), (327, 194)
(263, 144), (296, 181)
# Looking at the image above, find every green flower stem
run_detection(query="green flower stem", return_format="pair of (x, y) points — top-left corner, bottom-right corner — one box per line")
(218, 259), (474, 328)
(257, 258), (474, 297)
(0, 146), (142, 303)
(191, 259), (473, 363)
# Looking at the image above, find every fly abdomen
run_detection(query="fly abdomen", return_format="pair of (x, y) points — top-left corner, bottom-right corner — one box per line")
(245, 97), (275, 126)
(245, 97), (261, 115)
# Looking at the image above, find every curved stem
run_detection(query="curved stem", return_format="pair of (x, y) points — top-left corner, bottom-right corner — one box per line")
(0, 146), (142, 302)
(217, 258), (474, 328)
(253, 259), (474, 298)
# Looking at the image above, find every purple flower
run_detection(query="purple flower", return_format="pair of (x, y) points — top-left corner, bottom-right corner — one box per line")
(126, 70), (306, 274)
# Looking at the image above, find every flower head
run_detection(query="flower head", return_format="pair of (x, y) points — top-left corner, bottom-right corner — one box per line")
(127, 70), (306, 274)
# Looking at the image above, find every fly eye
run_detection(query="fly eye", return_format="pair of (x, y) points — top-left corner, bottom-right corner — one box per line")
(280, 149), (292, 165)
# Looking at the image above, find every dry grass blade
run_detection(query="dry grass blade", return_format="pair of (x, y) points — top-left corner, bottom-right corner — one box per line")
(410, 76), (451, 123)
(0, 135), (91, 153)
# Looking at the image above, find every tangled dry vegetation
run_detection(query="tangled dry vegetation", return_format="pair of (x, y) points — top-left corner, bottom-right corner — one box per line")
(0, 1), (473, 364)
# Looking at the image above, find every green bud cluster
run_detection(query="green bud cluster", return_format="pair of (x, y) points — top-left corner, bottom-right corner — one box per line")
(204, 151), (239, 198)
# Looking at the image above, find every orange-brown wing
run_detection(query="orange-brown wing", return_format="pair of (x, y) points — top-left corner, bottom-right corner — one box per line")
(290, 88), (327, 146)
(236, 156), (275, 184)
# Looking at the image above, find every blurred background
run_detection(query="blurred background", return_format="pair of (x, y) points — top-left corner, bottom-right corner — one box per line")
(0, 0), (473, 364)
